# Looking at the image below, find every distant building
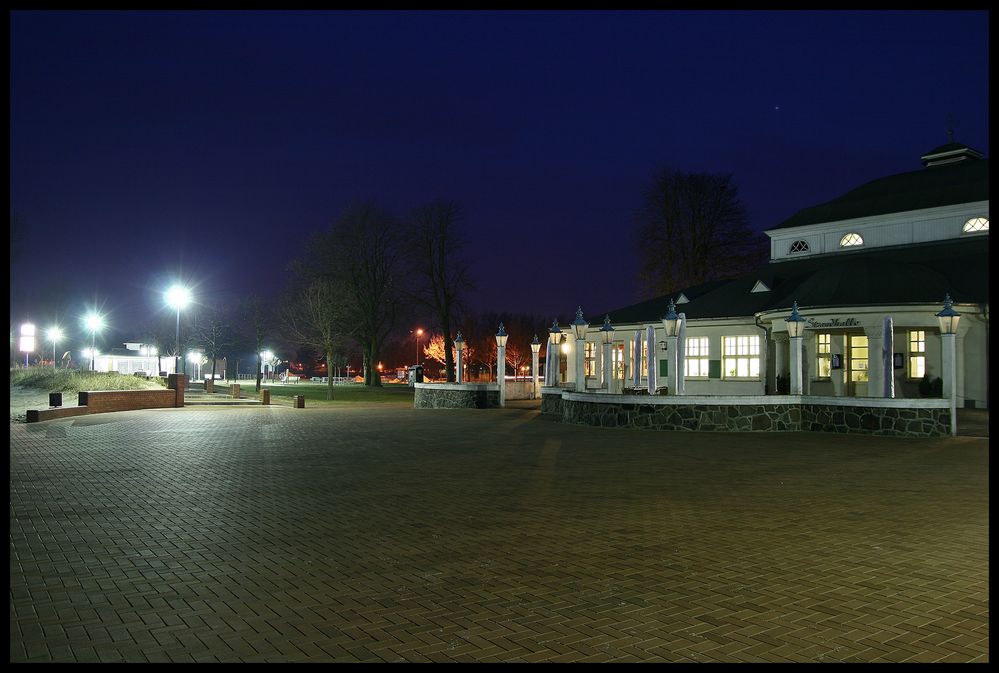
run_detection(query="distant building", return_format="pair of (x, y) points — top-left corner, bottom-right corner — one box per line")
(558, 141), (988, 408)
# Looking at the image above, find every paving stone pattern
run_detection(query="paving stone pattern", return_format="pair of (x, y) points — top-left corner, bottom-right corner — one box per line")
(10, 405), (989, 663)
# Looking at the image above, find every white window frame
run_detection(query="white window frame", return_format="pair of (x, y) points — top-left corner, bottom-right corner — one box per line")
(684, 336), (710, 378)
(722, 335), (760, 380)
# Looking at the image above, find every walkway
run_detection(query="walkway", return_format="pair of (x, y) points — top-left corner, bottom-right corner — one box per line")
(9, 405), (989, 662)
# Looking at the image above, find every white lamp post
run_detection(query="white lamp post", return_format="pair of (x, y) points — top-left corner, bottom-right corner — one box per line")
(547, 320), (562, 387)
(571, 307), (588, 392)
(412, 328), (424, 366)
(662, 300), (680, 395)
(530, 334), (541, 398)
(599, 315), (615, 393)
(454, 332), (465, 384)
(785, 301), (806, 395)
(165, 285), (191, 377)
(936, 294), (961, 436)
(495, 323), (508, 407)
(83, 313), (104, 372)
(46, 326), (63, 369)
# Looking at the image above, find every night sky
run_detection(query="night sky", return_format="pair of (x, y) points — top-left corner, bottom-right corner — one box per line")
(9, 10), (990, 351)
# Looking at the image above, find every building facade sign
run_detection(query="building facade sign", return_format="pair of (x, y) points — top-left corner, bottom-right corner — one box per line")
(806, 317), (860, 329)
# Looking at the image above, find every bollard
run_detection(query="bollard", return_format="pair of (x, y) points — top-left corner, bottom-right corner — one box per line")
(294, 395), (305, 409)
(205, 378), (214, 394)
(49, 392), (62, 408)
(231, 384), (241, 399)
(261, 389), (270, 405)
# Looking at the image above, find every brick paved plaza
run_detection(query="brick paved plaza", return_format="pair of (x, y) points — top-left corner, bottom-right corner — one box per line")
(9, 403), (989, 662)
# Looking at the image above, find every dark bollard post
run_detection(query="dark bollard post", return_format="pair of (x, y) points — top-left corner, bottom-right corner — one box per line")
(49, 392), (62, 408)
(294, 395), (305, 409)
(261, 390), (270, 405)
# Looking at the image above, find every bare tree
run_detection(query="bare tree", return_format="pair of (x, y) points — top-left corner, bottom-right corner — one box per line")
(635, 168), (766, 299)
(195, 303), (235, 381)
(328, 201), (405, 387)
(406, 200), (473, 382)
(282, 277), (349, 400)
(237, 295), (273, 393)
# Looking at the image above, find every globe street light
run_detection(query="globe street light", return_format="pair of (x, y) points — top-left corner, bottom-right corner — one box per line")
(165, 285), (192, 377)
(46, 326), (63, 369)
(83, 313), (104, 371)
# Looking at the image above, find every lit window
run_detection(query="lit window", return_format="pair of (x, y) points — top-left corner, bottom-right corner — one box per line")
(613, 343), (625, 380)
(641, 341), (648, 374)
(789, 240), (810, 254)
(584, 342), (596, 377)
(685, 336), (710, 378)
(963, 217), (989, 233)
(908, 330), (926, 379)
(840, 233), (864, 247)
(816, 333), (831, 379)
(849, 335), (869, 383)
(722, 336), (760, 379)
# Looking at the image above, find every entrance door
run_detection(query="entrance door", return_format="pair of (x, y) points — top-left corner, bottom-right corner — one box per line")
(847, 334), (869, 396)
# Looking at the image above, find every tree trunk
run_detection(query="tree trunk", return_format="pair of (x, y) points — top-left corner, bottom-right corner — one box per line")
(256, 355), (262, 392)
(325, 347), (335, 400)
(211, 357), (217, 380)
(442, 313), (455, 383)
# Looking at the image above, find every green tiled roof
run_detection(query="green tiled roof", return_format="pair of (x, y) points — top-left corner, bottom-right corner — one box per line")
(769, 158), (988, 231)
(598, 237), (988, 325)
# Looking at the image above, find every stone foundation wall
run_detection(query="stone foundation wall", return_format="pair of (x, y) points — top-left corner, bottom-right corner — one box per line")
(414, 385), (500, 409)
(557, 395), (950, 437)
(801, 404), (950, 436)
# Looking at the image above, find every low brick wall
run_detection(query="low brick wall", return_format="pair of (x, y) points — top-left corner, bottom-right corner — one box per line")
(553, 392), (951, 437)
(414, 383), (500, 409)
(78, 389), (179, 413)
(25, 375), (185, 423)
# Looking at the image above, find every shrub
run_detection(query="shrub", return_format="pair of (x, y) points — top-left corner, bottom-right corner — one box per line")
(10, 368), (166, 393)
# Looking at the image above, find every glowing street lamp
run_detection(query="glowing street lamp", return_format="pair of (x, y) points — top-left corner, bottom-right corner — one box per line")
(571, 307), (588, 392)
(165, 285), (192, 376)
(454, 331), (465, 384)
(784, 301), (806, 395)
(83, 313), (104, 371)
(46, 326), (63, 369)
(547, 320), (563, 387)
(412, 328), (424, 366)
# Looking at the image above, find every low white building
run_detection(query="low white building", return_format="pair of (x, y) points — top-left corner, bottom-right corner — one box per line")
(556, 141), (988, 409)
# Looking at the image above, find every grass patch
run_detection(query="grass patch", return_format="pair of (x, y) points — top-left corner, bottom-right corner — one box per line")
(258, 382), (415, 405)
(10, 368), (167, 393)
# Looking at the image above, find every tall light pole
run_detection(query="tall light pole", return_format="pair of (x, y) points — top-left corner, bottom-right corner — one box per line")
(571, 307), (588, 393)
(454, 332), (465, 384)
(413, 328), (424, 366)
(662, 300), (680, 395)
(530, 334), (540, 398)
(46, 327), (63, 369)
(83, 313), (104, 371)
(495, 323), (508, 407)
(936, 294), (961, 437)
(785, 301), (807, 395)
(165, 285), (192, 377)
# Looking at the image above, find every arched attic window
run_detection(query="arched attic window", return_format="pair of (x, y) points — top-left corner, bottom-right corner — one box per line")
(789, 240), (809, 254)
(963, 217), (989, 233)
(839, 232), (864, 248)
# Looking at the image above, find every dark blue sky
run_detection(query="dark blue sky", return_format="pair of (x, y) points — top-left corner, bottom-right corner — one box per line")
(10, 10), (990, 348)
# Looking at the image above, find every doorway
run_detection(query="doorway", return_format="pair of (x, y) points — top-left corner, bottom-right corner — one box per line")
(847, 333), (869, 397)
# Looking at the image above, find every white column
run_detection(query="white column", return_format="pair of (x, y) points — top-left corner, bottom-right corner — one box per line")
(789, 335), (803, 395)
(531, 349), (539, 399)
(942, 332), (957, 436)
(497, 345), (506, 407)
(575, 339), (586, 392)
(866, 333), (884, 398)
(773, 333), (787, 393)
(456, 349), (463, 384)
(666, 335), (679, 395)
